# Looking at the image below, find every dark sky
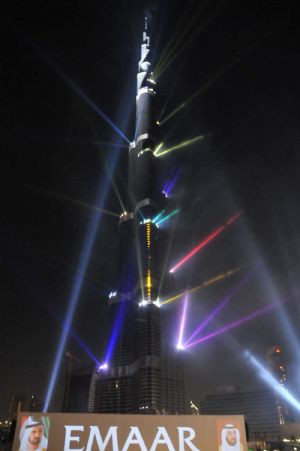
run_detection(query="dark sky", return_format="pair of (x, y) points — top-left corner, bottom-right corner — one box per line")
(1, 0), (300, 419)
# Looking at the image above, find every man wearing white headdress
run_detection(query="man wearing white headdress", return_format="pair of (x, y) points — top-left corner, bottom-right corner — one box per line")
(220, 424), (243, 451)
(19, 416), (48, 451)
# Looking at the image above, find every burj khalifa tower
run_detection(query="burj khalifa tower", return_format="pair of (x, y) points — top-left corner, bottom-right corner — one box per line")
(89, 19), (186, 415)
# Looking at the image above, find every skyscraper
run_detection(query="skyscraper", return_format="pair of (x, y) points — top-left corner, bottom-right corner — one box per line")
(266, 345), (294, 424)
(88, 19), (186, 415)
(201, 387), (282, 443)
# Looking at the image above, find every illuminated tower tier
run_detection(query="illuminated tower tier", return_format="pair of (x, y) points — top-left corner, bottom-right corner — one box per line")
(91, 18), (186, 414)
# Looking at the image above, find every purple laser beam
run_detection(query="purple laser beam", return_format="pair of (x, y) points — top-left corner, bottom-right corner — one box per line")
(184, 265), (259, 347)
(184, 301), (281, 349)
(163, 169), (182, 196)
(177, 294), (189, 349)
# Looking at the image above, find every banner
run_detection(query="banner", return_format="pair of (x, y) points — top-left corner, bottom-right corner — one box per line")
(12, 412), (247, 451)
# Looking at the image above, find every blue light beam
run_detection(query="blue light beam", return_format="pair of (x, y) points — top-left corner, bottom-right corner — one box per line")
(245, 352), (300, 412)
(104, 300), (125, 365)
(27, 41), (130, 144)
(43, 134), (124, 411)
(43, 180), (111, 411)
(163, 169), (182, 196)
(43, 54), (135, 410)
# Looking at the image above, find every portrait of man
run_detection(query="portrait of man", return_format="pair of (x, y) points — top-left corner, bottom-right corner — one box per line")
(219, 423), (244, 451)
(19, 416), (49, 451)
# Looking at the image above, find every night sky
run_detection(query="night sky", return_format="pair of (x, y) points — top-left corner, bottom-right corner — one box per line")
(1, 0), (300, 419)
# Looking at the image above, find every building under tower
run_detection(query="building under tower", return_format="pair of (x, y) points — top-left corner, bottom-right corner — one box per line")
(69, 19), (187, 415)
(266, 345), (294, 424)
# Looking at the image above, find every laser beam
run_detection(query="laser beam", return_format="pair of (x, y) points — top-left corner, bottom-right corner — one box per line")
(157, 211), (179, 299)
(48, 68), (130, 144)
(154, 142), (164, 155)
(22, 182), (120, 217)
(170, 226), (224, 273)
(170, 211), (242, 273)
(163, 169), (182, 197)
(183, 266), (259, 347)
(27, 39), (130, 143)
(104, 300), (125, 365)
(154, 135), (205, 158)
(43, 117), (130, 411)
(176, 294), (189, 350)
(156, 209), (180, 227)
(69, 329), (100, 366)
(161, 266), (241, 306)
(14, 258), (101, 368)
(154, 0), (226, 79)
(43, 181), (112, 412)
(155, 0), (228, 79)
(160, 27), (279, 126)
(185, 300), (280, 349)
(153, 1), (196, 78)
(245, 352), (300, 412)
(103, 160), (126, 213)
(152, 211), (165, 223)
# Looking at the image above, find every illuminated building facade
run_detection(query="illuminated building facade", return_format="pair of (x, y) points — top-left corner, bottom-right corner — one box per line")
(89, 19), (186, 414)
(266, 345), (294, 424)
(67, 365), (94, 413)
(202, 387), (281, 443)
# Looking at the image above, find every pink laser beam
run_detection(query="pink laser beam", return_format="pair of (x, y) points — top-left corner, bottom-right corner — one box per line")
(169, 211), (242, 273)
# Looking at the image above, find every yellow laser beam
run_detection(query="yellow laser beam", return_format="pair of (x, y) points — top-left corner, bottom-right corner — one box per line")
(154, 0), (196, 74)
(160, 58), (241, 126)
(161, 267), (241, 305)
(154, 0), (211, 77)
(154, 135), (205, 158)
(154, 142), (164, 154)
(160, 26), (279, 126)
(155, 0), (228, 79)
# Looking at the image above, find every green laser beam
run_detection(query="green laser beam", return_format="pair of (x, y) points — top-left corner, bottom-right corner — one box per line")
(154, 135), (205, 158)
(152, 211), (165, 223)
(156, 209), (180, 226)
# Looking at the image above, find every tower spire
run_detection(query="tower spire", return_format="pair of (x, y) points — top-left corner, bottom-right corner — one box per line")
(137, 17), (152, 93)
